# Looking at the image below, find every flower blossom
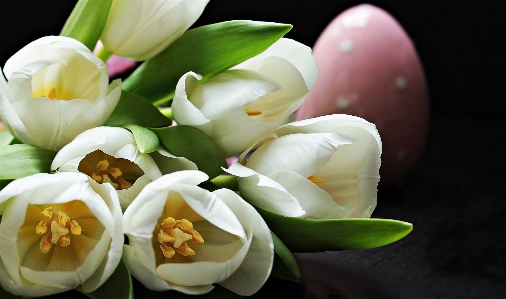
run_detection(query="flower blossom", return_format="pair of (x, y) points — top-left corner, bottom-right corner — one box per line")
(122, 170), (274, 295)
(51, 126), (197, 210)
(172, 38), (318, 158)
(0, 172), (123, 297)
(0, 36), (121, 151)
(227, 114), (382, 219)
(99, 0), (209, 61)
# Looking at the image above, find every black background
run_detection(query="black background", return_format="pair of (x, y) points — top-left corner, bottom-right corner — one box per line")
(0, 1), (505, 298)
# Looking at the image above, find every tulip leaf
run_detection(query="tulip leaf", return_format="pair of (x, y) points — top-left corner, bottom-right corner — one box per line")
(0, 131), (14, 146)
(123, 20), (292, 104)
(122, 124), (159, 154)
(256, 207), (413, 252)
(77, 258), (133, 299)
(105, 90), (172, 128)
(60, 0), (113, 51)
(0, 145), (56, 180)
(270, 231), (301, 282)
(152, 125), (227, 179)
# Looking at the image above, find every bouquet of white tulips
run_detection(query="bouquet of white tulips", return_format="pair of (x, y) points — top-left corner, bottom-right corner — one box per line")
(0, 1), (412, 298)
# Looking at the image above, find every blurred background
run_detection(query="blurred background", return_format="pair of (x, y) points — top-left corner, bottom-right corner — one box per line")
(1, 1), (504, 298)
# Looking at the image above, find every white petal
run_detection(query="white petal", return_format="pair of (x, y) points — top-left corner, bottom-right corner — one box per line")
(246, 133), (351, 177)
(101, 0), (209, 60)
(186, 69), (281, 120)
(172, 72), (212, 133)
(276, 114), (382, 154)
(233, 38), (318, 91)
(3, 36), (89, 79)
(226, 163), (306, 217)
(123, 170), (208, 236)
(313, 125), (381, 218)
(214, 189), (274, 296)
(150, 146), (198, 174)
(269, 170), (353, 219)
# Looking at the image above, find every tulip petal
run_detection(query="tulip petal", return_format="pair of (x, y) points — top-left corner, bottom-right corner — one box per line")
(3, 36), (88, 80)
(313, 126), (381, 218)
(268, 170), (354, 219)
(186, 69), (281, 120)
(215, 188), (274, 296)
(276, 114), (382, 154)
(227, 163), (306, 217)
(246, 132), (351, 178)
(150, 146), (198, 174)
(233, 38), (318, 91)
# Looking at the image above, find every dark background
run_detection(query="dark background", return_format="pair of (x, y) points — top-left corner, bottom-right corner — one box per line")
(1, 1), (505, 298)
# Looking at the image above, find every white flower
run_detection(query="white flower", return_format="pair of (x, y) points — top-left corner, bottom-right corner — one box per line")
(0, 172), (123, 297)
(227, 114), (382, 219)
(51, 126), (197, 210)
(172, 38), (318, 157)
(0, 36), (121, 151)
(100, 0), (209, 61)
(122, 170), (274, 295)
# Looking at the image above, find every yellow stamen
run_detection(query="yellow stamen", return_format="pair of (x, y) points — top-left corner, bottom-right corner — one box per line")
(47, 87), (57, 100)
(91, 159), (132, 190)
(158, 217), (204, 258)
(244, 108), (262, 116)
(37, 207), (81, 253)
(308, 175), (324, 184)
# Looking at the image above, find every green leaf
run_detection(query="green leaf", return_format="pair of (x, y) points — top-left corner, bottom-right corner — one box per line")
(152, 125), (227, 179)
(256, 207), (413, 252)
(60, 0), (113, 51)
(77, 258), (133, 299)
(123, 124), (159, 154)
(0, 145), (56, 180)
(123, 20), (292, 104)
(0, 180), (12, 190)
(0, 131), (14, 146)
(105, 90), (172, 128)
(270, 231), (301, 282)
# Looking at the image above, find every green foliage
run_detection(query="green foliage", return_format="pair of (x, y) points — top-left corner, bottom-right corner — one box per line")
(123, 124), (159, 154)
(0, 144), (56, 180)
(257, 207), (413, 252)
(60, 0), (113, 51)
(152, 125), (227, 180)
(105, 90), (172, 128)
(270, 231), (301, 282)
(123, 20), (292, 104)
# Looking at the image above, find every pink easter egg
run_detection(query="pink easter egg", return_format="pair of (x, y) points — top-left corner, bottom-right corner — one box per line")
(296, 4), (429, 186)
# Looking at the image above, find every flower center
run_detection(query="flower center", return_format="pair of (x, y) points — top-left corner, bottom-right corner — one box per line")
(158, 217), (204, 258)
(36, 207), (82, 253)
(31, 86), (76, 101)
(78, 150), (144, 190)
(308, 175), (324, 184)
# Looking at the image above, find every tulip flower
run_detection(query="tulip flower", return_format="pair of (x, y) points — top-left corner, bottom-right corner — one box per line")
(0, 36), (121, 151)
(98, 0), (209, 61)
(0, 172), (123, 297)
(172, 38), (318, 158)
(51, 126), (197, 210)
(122, 170), (274, 295)
(227, 114), (382, 219)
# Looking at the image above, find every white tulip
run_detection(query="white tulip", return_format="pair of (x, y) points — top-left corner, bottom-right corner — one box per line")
(172, 38), (318, 157)
(227, 114), (382, 219)
(123, 170), (274, 295)
(0, 36), (121, 151)
(99, 0), (209, 61)
(0, 172), (123, 297)
(51, 126), (197, 210)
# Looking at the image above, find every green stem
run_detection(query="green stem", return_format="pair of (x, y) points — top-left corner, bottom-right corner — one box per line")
(159, 107), (173, 120)
(95, 45), (113, 63)
(211, 175), (238, 191)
